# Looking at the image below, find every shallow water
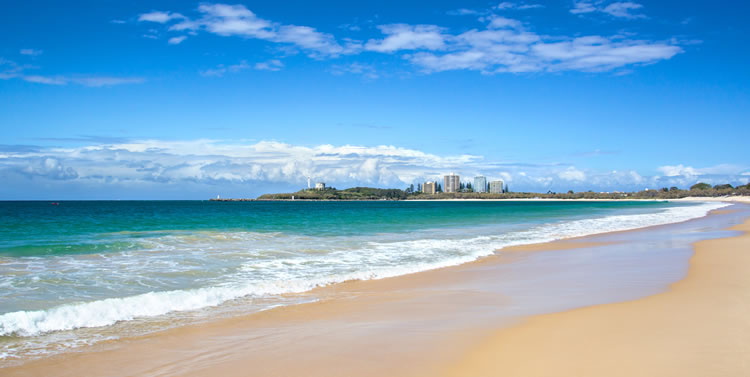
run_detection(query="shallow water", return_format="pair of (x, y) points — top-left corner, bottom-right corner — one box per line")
(0, 200), (731, 363)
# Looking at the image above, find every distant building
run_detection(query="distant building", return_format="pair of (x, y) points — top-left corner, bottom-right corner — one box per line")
(444, 174), (460, 193)
(315, 182), (326, 190)
(423, 181), (437, 194)
(474, 176), (487, 193)
(489, 180), (505, 194)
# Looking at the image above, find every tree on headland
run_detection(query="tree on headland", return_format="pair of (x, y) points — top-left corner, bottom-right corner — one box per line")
(713, 184), (733, 190)
(690, 182), (712, 191)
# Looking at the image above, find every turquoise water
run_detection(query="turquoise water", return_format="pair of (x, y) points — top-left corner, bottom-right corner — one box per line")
(0, 200), (727, 362)
(1, 200), (678, 257)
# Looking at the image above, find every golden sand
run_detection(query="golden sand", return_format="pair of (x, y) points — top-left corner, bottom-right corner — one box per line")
(442, 219), (750, 377)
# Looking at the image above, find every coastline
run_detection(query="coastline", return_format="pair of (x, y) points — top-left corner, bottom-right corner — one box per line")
(213, 196), (750, 202)
(2, 202), (748, 376)
(442, 212), (750, 376)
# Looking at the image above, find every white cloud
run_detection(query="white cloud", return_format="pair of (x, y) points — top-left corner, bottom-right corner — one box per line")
(602, 2), (645, 19)
(570, 1), (598, 14)
(168, 36), (188, 45)
(496, 2), (543, 10)
(0, 58), (33, 80)
(571, 1), (646, 19)
(558, 167), (587, 181)
(22, 75), (67, 85)
(488, 16), (523, 29)
(448, 9), (479, 16)
(364, 24), (446, 53)
(20, 49), (43, 56)
(153, 3), (353, 57)
(658, 164), (700, 177)
(201, 60), (266, 77)
(254, 59), (284, 71)
(68, 77), (146, 87)
(0, 140), (479, 188)
(138, 11), (185, 23)
(21, 75), (145, 87)
(330, 62), (379, 80)
(2, 140), (746, 196)
(137, 3), (681, 76)
(402, 22), (680, 74)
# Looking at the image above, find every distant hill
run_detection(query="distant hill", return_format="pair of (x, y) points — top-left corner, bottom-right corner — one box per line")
(256, 187), (407, 200)
(247, 182), (750, 201)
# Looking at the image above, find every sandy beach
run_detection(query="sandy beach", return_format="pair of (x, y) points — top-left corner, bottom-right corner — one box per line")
(3, 203), (750, 377)
(442, 216), (750, 376)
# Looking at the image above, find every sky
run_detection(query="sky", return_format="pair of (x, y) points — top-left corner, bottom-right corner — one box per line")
(1, 0), (749, 199)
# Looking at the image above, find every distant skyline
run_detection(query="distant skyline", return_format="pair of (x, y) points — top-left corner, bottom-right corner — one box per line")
(1, 1), (748, 199)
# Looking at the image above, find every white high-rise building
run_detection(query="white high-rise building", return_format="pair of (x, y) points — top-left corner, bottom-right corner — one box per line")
(474, 176), (487, 193)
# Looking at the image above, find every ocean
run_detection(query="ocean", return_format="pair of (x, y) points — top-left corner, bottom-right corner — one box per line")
(0, 200), (727, 362)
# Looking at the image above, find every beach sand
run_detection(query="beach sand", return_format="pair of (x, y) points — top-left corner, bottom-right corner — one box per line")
(442, 218), (750, 377)
(3, 205), (750, 376)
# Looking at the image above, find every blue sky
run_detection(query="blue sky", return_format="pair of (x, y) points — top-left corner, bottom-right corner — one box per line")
(1, 0), (748, 199)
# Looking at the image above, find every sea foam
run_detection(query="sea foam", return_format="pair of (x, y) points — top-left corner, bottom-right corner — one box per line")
(0, 201), (728, 339)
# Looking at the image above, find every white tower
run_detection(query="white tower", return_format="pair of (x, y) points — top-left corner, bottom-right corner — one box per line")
(307, 176), (311, 189)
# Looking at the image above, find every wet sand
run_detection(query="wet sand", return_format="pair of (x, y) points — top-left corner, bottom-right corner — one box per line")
(3, 204), (749, 376)
(442, 217), (750, 377)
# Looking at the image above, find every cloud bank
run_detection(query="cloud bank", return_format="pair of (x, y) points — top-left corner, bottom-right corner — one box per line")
(1, 140), (746, 199)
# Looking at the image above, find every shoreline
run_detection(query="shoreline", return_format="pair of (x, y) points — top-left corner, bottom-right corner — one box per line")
(442, 209), (750, 376)
(212, 196), (750, 202)
(2, 202), (748, 375)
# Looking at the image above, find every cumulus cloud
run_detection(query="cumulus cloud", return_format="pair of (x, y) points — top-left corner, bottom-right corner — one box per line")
(558, 167), (587, 181)
(658, 164), (699, 177)
(143, 3), (354, 57)
(137, 3), (682, 76)
(364, 24), (447, 52)
(2, 140), (746, 198)
(0, 140), (478, 190)
(7, 157), (79, 180)
(571, 1), (647, 19)
(138, 11), (185, 23)
(358, 6), (679, 75)
(402, 22), (680, 74)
